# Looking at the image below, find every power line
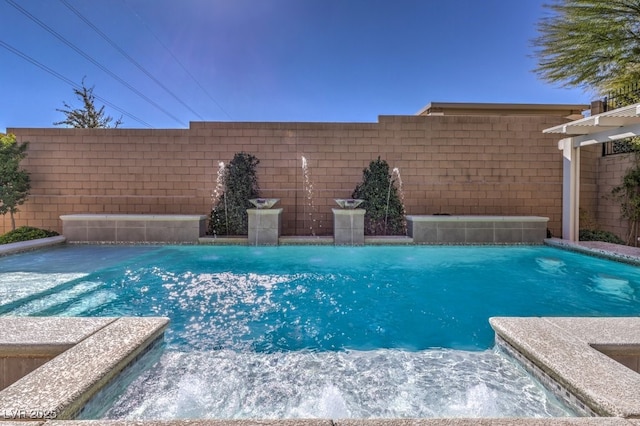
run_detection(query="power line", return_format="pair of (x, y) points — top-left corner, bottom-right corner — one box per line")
(5, 0), (188, 127)
(59, 0), (206, 121)
(0, 39), (153, 128)
(122, 0), (233, 120)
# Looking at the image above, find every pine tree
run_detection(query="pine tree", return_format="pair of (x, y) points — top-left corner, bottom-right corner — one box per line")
(532, 0), (640, 93)
(54, 80), (123, 128)
(0, 133), (31, 231)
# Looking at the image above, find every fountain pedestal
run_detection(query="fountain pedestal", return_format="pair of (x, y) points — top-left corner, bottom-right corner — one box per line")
(332, 208), (365, 245)
(247, 208), (282, 245)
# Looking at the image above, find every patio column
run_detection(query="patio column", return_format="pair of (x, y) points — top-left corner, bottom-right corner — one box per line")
(560, 138), (579, 241)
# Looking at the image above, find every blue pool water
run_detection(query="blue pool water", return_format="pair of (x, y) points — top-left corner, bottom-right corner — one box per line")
(2, 244), (639, 418)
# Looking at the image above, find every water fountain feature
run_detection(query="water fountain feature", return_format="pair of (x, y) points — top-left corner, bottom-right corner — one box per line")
(384, 167), (406, 234)
(211, 162), (227, 237)
(333, 199), (365, 245)
(248, 198), (280, 209)
(300, 156), (318, 236)
(247, 198), (282, 245)
(392, 167), (405, 206)
(334, 199), (364, 209)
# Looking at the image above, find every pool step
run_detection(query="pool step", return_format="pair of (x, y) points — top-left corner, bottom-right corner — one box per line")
(57, 289), (118, 316)
(1, 281), (107, 316)
(0, 272), (88, 311)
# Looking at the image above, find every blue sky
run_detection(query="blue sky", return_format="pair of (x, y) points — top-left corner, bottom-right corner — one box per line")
(1, 0), (592, 131)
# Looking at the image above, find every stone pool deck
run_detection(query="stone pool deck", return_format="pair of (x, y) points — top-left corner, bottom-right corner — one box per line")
(545, 238), (640, 265)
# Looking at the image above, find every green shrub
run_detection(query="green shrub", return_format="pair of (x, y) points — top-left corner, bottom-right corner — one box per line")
(352, 157), (406, 235)
(579, 229), (625, 245)
(611, 159), (640, 245)
(0, 226), (59, 244)
(0, 133), (31, 231)
(208, 152), (260, 236)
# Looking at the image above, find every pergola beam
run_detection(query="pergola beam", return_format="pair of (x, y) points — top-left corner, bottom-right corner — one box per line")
(594, 115), (640, 127)
(559, 124), (602, 135)
(571, 122), (640, 147)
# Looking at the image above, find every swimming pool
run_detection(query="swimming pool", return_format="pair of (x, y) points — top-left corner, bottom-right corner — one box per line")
(1, 244), (639, 418)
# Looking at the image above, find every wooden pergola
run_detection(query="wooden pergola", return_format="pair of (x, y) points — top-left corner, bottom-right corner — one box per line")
(544, 103), (640, 241)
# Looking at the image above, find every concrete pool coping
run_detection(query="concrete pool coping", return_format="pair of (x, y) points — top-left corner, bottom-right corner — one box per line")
(0, 317), (168, 420)
(0, 236), (66, 256)
(199, 236), (416, 245)
(544, 238), (640, 266)
(491, 317), (640, 418)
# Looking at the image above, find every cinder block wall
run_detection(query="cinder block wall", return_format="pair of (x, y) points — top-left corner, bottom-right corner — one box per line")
(579, 144), (601, 229)
(595, 153), (635, 241)
(3, 113), (570, 237)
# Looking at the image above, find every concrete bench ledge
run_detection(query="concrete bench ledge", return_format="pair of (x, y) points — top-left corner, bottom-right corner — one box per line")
(60, 214), (206, 221)
(406, 215), (549, 222)
(0, 317), (169, 420)
(406, 215), (549, 244)
(0, 317), (116, 358)
(491, 317), (640, 418)
(60, 214), (207, 243)
(0, 318), (117, 392)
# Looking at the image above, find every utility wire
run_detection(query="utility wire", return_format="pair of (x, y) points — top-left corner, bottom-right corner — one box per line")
(0, 39), (153, 128)
(5, 0), (187, 127)
(122, 0), (233, 120)
(59, 0), (206, 121)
